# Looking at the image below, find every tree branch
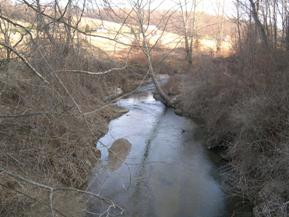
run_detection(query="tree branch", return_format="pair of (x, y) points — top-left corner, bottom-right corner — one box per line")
(0, 43), (49, 84)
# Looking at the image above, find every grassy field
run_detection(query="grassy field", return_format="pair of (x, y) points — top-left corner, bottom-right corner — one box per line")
(78, 16), (232, 54)
(0, 15), (232, 57)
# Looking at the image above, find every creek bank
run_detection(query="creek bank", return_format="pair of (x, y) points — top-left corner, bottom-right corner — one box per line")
(161, 73), (255, 217)
(163, 51), (289, 217)
(0, 57), (145, 217)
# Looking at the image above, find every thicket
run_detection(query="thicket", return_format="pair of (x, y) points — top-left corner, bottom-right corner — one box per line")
(178, 38), (289, 217)
(168, 0), (289, 215)
(0, 37), (147, 215)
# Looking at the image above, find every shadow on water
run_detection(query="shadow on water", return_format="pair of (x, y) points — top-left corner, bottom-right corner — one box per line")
(86, 77), (229, 217)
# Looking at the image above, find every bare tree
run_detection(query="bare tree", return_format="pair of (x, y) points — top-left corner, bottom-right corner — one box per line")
(0, 15), (12, 61)
(178, 0), (198, 64)
(248, 0), (269, 48)
(131, 0), (174, 105)
(235, 0), (242, 50)
(216, 0), (225, 53)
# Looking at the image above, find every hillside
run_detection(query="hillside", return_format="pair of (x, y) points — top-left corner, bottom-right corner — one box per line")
(84, 8), (235, 53)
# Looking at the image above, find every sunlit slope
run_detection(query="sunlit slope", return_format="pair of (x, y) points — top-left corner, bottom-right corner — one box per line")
(78, 17), (232, 54)
(0, 16), (232, 56)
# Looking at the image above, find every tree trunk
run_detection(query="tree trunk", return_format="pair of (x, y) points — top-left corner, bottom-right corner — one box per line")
(286, 16), (289, 51)
(273, 0), (277, 48)
(184, 36), (193, 64)
(147, 52), (173, 107)
(63, 0), (72, 56)
(138, 16), (173, 107)
(143, 38), (173, 106)
(249, 0), (269, 48)
(236, 0), (242, 51)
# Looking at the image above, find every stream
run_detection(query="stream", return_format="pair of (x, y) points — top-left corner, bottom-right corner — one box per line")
(87, 79), (226, 217)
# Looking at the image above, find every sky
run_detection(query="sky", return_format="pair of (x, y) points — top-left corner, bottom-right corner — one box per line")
(198, 0), (236, 16)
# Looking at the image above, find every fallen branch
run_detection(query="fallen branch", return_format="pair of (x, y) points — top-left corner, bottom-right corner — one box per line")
(54, 41), (132, 76)
(54, 50), (130, 76)
(53, 66), (127, 75)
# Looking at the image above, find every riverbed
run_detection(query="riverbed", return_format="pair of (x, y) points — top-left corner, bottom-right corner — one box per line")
(87, 81), (226, 217)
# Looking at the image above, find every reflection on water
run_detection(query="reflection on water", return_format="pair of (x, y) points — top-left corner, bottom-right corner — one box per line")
(108, 138), (132, 171)
(87, 85), (225, 217)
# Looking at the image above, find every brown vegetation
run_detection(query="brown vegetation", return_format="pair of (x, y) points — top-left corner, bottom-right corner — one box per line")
(0, 0), (179, 213)
(0, 38), (145, 216)
(3, 0), (289, 216)
(161, 1), (289, 215)
(168, 46), (289, 217)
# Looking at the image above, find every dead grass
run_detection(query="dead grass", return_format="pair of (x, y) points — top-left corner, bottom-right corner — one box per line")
(0, 39), (144, 216)
(171, 48), (289, 216)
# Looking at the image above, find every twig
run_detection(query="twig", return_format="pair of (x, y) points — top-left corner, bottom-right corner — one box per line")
(0, 182), (70, 217)
(0, 112), (52, 119)
(21, 0), (133, 47)
(0, 43), (49, 84)
(53, 51), (130, 75)
(83, 69), (150, 116)
(54, 41), (132, 76)
(53, 66), (127, 75)
(0, 167), (125, 216)
(0, 14), (34, 42)
(54, 187), (123, 209)
(0, 167), (53, 191)
(49, 189), (55, 217)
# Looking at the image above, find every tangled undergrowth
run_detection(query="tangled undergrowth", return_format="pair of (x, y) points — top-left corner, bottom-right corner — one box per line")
(0, 41), (145, 216)
(168, 47), (289, 217)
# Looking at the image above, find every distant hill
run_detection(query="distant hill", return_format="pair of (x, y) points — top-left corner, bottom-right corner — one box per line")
(85, 8), (236, 40)
(84, 8), (235, 54)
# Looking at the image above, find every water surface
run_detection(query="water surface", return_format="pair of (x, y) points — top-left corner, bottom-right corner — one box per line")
(87, 82), (225, 217)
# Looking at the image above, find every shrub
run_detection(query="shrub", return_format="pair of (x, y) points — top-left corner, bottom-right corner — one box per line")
(178, 50), (289, 216)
